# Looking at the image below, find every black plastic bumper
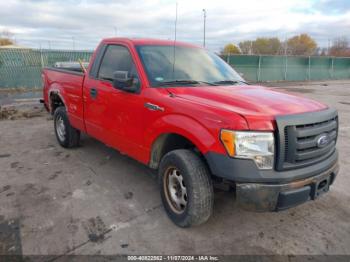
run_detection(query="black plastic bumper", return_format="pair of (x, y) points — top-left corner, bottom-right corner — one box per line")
(235, 162), (338, 211)
(204, 151), (339, 211)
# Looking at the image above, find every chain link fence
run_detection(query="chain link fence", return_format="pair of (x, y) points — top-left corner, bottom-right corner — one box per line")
(224, 55), (350, 82)
(0, 48), (92, 89)
(0, 48), (350, 89)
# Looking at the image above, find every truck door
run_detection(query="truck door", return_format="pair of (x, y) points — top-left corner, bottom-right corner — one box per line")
(84, 44), (147, 162)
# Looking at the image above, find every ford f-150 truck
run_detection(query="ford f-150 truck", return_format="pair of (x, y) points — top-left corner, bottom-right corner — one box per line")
(42, 38), (339, 227)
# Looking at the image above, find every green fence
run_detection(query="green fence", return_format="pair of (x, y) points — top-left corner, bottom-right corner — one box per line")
(225, 55), (350, 82)
(1, 49), (350, 89)
(0, 49), (92, 89)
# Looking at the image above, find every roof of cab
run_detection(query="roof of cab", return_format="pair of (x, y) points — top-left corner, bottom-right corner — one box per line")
(102, 37), (201, 48)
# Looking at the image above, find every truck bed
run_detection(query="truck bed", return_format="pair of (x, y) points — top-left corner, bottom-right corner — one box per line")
(42, 66), (86, 131)
(53, 61), (89, 73)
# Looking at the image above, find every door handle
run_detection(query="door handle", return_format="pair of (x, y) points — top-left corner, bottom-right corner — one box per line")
(144, 102), (164, 112)
(90, 88), (97, 99)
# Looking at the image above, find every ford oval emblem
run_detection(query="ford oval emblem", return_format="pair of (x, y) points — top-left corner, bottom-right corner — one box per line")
(317, 134), (330, 148)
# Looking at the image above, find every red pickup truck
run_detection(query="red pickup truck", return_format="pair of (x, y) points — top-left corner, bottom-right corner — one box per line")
(42, 38), (339, 227)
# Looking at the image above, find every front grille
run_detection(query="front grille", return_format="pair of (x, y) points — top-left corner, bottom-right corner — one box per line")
(275, 108), (338, 171)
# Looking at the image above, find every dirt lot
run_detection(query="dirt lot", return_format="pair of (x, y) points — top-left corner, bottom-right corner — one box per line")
(0, 81), (350, 256)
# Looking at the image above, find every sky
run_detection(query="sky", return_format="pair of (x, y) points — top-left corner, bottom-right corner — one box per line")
(1, 0), (350, 51)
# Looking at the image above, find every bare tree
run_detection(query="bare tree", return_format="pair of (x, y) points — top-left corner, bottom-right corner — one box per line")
(329, 37), (350, 57)
(238, 41), (253, 54)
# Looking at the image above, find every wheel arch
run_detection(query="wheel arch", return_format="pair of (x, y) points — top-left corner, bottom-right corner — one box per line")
(49, 89), (66, 114)
(147, 115), (218, 169)
(149, 133), (200, 169)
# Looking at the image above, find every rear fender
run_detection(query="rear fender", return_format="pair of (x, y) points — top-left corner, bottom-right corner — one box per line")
(48, 84), (66, 113)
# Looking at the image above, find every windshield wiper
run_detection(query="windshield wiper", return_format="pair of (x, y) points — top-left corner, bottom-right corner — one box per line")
(213, 80), (248, 85)
(160, 80), (217, 86)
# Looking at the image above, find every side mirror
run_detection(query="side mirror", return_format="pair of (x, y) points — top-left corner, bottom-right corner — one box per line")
(112, 71), (139, 93)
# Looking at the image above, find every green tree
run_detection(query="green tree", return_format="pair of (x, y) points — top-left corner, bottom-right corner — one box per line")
(252, 37), (281, 55)
(221, 43), (241, 55)
(287, 34), (317, 55)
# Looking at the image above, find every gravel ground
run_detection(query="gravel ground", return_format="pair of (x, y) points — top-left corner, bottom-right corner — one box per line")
(0, 80), (349, 256)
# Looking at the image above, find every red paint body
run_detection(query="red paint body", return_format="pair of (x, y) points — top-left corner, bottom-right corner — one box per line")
(42, 38), (327, 165)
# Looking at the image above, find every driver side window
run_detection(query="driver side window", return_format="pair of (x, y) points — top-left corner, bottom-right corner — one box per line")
(98, 45), (139, 83)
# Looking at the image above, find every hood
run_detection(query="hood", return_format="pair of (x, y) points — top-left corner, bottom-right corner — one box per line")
(167, 85), (327, 117)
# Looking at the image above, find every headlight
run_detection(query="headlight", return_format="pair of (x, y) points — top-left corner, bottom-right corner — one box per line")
(220, 130), (275, 169)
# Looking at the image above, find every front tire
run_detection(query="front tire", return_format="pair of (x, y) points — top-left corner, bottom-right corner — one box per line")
(158, 149), (214, 227)
(54, 106), (80, 148)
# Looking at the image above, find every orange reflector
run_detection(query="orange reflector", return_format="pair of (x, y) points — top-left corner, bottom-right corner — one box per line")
(220, 130), (235, 156)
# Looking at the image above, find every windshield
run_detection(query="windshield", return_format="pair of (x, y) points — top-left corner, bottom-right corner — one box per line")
(136, 45), (245, 87)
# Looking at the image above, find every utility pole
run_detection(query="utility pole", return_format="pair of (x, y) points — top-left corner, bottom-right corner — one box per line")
(202, 9), (206, 48)
(114, 26), (118, 36)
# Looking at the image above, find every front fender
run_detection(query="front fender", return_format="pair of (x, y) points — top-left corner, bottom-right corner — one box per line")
(144, 114), (220, 155)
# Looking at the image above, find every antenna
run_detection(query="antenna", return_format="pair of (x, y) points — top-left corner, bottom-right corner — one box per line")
(172, 2), (178, 78)
(202, 9), (206, 48)
(174, 2), (178, 41)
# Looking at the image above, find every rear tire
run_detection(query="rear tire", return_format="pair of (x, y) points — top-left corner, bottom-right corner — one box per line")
(54, 106), (80, 148)
(158, 149), (214, 227)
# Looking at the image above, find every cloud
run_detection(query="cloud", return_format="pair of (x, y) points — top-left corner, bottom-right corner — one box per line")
(1, 0), (350, 51)
(313, 0), (350, 14)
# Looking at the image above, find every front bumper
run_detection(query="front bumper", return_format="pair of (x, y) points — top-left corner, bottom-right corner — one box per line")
(204, 150), (339, 211)
(235, 162), (339, 211)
